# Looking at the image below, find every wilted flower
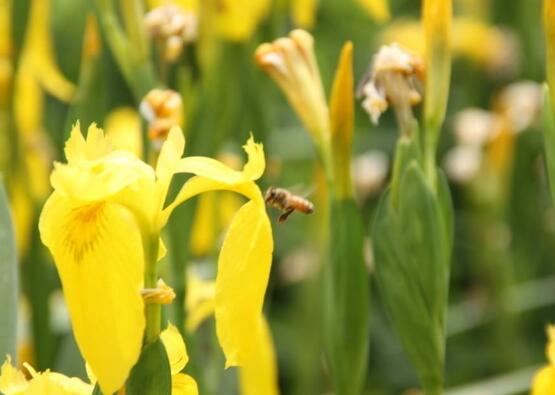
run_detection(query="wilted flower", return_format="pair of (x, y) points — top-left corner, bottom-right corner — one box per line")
(495, 80), (542, 133)
(145, 4), (198, 62)
(443, 145), (483, 183)
(358, 44), (424, 131)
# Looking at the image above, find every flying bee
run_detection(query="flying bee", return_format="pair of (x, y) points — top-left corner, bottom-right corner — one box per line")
(264, 187), (314, 223)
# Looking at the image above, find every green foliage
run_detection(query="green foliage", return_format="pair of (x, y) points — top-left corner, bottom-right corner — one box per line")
(126, 338), (172, 395)
(0, 178), (18, 362)
(372, 136), (453, 395)
(325, 198), (370, 395)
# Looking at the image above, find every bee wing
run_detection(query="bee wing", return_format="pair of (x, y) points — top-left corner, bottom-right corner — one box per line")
(286, 183), (316, 199)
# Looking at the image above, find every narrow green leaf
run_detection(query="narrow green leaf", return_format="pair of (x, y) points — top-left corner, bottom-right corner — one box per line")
(0, 177), (18, 361)
(325, 198), (370, 395)
(126, 339), (172, 395)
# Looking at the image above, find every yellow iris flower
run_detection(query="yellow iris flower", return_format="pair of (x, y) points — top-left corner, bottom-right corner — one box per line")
(0, 355), (93, 395)
(532, 325), (555, 394)
(39, 122), (273, 394)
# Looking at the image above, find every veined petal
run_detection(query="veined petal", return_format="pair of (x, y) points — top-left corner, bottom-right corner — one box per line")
(161, 323), (189, 375)
(0, 356), (28, 395)
(172, 373), (198, 395)
(238, 317), (279, 395)
(38, 193), (145, 395)
(215, 200), (273, 367)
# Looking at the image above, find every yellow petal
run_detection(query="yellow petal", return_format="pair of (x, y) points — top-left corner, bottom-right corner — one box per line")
(25, 0), (75, 101)
(357, 0), (390, 23)
(241, 135), (265, 181)
(14, 64), (43, 136)
(38, 193), (145, 395)
(105, 107), (144, 159)
(52, 124), (155, 203)
(329, 41), (354, 199)
(532, 365), (555, 395)
(238, 317), (279, 395)
(33, 372), (93, 395)
(185, 272), (216, 332)
(156, 126), (185, 193)
(0, 356), (28, 395)
(161, 323), (189, 375)
(172, 373), (198, 395)
(215, 200), (273, 367)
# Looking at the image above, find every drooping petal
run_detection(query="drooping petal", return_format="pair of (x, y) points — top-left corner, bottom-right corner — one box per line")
(215, 200), (273, 367)
(171, 373), (198, 395)
(160, 323), (189, 375)
(38, 193), (145, 395)
(238, 317), (279, 395)
(0, 356), (28, 395)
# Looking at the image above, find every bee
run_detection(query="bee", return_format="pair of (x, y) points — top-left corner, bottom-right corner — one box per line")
(264, 187), (314, 223)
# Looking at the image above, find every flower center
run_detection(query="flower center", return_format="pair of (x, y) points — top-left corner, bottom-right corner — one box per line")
(63, 203), (107, 262)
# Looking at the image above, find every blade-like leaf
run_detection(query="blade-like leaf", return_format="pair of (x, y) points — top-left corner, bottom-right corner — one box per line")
(543, 84), (555, 206)
(0, 178), (18, 361)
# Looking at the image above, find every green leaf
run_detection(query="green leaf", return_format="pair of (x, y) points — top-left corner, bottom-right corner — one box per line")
(543, 84), (555, 207)
(372, 163), (453, 395)
(0, 177), (18, 361)
(325, 198), (370, 395)
(126, 338), (172, 395)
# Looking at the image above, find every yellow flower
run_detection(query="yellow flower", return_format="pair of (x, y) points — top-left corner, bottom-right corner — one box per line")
(532, 325), (555, 395)
(104, 107), (144, 158)
(0, 356), (93, 395)
(39, 122), (272, 392)
(160, 323), (198, 395)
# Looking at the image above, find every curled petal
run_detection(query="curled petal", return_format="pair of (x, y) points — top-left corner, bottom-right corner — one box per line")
(39, 193), (145, 395)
